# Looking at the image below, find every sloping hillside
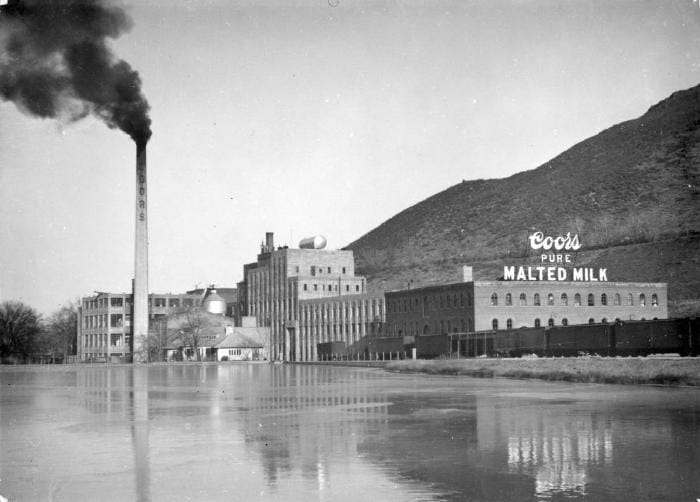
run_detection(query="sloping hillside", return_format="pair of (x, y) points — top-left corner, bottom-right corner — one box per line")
(345, 84), (700, 315)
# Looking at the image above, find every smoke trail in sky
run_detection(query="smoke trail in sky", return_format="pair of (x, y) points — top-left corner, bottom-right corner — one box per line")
(0, 0), (151, 145)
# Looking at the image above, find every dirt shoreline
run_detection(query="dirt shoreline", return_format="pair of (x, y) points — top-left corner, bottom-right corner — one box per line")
(379, 357), (700, 386)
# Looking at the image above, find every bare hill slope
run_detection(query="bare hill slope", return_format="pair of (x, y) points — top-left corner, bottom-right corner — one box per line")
(346, 84), (700, 315)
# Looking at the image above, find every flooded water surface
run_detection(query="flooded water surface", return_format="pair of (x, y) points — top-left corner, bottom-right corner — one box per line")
(1, 363), (699, 501)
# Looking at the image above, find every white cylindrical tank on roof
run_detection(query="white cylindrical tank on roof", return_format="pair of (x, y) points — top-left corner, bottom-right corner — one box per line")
(203, 289), (226, 315)
(299, 235), (327, 249)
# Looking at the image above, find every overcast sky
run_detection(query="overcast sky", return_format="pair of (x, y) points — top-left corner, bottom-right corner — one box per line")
(2, 0), (700, 314)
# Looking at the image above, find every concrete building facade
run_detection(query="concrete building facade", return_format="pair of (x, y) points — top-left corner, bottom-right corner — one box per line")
(299, 293), (385, 360)
(239, 233), (384, 361)
(78, 291), (203, 362)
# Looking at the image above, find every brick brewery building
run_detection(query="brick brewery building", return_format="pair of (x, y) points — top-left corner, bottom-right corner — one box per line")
(384, 231), (668, 338)
(238, 233), (385, 361)
(385, 266), (667, 337)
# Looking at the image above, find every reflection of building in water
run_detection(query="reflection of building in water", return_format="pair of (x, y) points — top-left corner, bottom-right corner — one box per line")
(478, 397), (612, 498)
(219, 364), (390, 489)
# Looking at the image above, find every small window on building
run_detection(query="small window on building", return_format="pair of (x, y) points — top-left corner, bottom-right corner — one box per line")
(614, 293), (621, 306)
(534, 318), (541, 328)
(110, 314), (123, 328)
(588, 318), (595, 324)
(652, 294), (658, 307)
(547, 293), (554, 306)
(562, 318), (568, 326)
(311, 266), (316, 276)
(110, 297), (123, 307)
(505, 293), (512, 306)
(342, 267), (346, 274)
(155, 297), (166, 307)
(534, 293), (541, 306)
(519, 293), (526, 306)
(601, 293), (607, 306)
(506, 318), (513, 329)
(574, 293), (581, 306)
(587, 294), (594, 306)
(169, 299), (180, 308)
(561, 293), (568, 306)
(491, 293), (498, 306)
(355, 285), (360, 292)
(628, 293), (634, 306)
(346, 285), (349, 292)
(639, 294), (646, 307)
(303, 284), (308, 291)
(460, 294), (465, 307)
(314, 284), (318, 291)
(548, 318), (554, 327)
(295, 266), (299, 273)
(327, 267), (331, 273)
(492, 319), (498, 330)
(446, 295), (451, 308)
(183, 299), (194, 307)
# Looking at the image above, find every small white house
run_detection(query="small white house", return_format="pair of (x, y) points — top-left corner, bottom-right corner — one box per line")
(214, 326), (267, 361)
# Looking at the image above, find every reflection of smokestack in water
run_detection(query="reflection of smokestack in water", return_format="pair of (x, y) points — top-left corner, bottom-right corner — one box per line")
(133, 142), (148, 362)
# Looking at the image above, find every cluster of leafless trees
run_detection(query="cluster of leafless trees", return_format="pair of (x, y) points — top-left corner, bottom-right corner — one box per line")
(0, 300), (77, 364)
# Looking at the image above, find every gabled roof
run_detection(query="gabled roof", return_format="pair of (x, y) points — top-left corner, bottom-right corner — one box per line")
(214, 327), (267, 349)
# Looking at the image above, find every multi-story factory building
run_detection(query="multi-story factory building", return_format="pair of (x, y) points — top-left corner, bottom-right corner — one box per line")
(385, 266), (668, 337)
(78, 291), (203, 362)
(238, 233), (385, 361)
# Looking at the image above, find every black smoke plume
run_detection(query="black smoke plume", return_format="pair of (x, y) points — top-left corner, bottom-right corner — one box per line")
(0, 0), (151, 145)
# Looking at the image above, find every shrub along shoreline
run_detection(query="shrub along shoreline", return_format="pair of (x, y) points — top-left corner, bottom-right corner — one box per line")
(384, 357), (700, 386)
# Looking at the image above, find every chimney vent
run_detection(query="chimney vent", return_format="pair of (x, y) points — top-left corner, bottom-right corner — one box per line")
(462, 266), (473, 282)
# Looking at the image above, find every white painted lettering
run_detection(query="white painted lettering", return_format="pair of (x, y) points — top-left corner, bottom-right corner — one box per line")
(504, 266), (515, 280)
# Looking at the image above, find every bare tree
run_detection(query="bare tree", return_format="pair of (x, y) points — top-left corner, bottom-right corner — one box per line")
(169, 307), (213, 361)
(0, 301), (43, 363)
(45, 301), (78, 358)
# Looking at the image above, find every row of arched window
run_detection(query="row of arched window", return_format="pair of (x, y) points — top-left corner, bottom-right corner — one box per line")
(393, 318), (475, 337)
(387, 292), (474, 314)
(492, 316), (658, 330)
(490, 292), (659, 307)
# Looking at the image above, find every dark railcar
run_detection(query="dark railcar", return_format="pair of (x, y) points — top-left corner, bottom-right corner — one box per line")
(691, 318), (700, 357)
(614, 319), (689, 356)
(492, 328), (546, 357)
(317, 341), (346, 360)
(367, 337), (405, 355)
(416, 334), (449, 359)
(547, 324), (612, 356)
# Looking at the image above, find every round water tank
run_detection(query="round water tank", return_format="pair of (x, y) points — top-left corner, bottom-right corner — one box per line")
(299, 235), (327, 249)
(203, 290), (226, 315)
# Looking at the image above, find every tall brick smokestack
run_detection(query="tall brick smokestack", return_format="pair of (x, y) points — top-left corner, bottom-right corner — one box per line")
(133, 142), (149, 362)
(1, 0), (153, 363)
